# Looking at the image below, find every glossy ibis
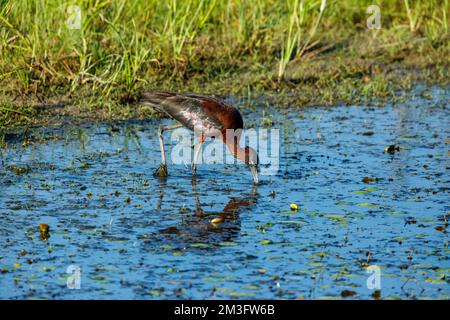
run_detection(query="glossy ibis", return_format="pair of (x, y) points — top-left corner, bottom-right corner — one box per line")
(140, 91), (259, 184)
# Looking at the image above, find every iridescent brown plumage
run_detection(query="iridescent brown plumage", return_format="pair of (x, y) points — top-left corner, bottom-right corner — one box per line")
(140, 91), (259, 183)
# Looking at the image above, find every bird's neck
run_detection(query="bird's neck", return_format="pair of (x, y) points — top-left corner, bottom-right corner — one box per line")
(226, 141), (247, 163)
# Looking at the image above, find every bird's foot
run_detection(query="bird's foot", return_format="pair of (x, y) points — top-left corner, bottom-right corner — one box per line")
(153, 164), (168, 177)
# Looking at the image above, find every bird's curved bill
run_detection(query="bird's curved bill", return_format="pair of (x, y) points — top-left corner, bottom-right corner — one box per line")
(249, 164), (259, 184)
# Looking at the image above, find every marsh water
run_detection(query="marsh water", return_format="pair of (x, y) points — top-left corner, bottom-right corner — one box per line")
(0, 86), (449, 299)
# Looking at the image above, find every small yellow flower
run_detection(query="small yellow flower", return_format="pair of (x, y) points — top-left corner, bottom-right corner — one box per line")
(211, 217), (224, 224)
(39, 223), (49, 233)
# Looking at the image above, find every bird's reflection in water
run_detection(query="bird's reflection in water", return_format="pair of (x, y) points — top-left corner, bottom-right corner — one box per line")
(154, 178), (258, 247)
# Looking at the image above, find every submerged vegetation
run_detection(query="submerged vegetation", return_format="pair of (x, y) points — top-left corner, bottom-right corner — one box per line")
(1, 87), (449, 299)
(0, 0), (449, 127)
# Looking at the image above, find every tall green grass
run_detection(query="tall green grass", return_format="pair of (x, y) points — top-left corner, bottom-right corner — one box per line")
(278, 0), (327, 80)
(0, 0), (448, 100)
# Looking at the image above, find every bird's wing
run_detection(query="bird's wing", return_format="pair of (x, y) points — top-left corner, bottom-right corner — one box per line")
(140, 91), (224, 132)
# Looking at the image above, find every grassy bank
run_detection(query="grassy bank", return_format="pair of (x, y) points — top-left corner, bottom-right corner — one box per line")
(0, 0), (449, 128)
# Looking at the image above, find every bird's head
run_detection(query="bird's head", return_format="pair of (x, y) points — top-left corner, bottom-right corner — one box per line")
(244, 146), (259, 184)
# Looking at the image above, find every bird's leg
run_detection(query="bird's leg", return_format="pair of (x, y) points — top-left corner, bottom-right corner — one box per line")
(191, 136), (205, 175)
(154, 123), (183, 177)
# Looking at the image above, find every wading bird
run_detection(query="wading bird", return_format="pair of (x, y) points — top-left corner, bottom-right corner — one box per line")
(140, 91), (259, 184)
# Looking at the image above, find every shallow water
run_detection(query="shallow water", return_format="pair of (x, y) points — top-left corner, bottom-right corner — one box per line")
(0, 87), (449, 299)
